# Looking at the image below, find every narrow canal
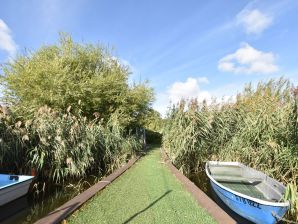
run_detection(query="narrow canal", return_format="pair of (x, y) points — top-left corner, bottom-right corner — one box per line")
(0, 177), (99, 224)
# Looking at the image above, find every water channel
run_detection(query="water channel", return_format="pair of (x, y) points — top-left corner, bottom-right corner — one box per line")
(0, 177), (98, 224)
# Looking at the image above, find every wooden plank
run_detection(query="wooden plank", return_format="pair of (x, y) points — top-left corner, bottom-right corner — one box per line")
(34, 157), (139, 224)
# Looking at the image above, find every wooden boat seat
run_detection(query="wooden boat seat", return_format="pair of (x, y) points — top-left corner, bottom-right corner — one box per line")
(212, 175), (263, 184)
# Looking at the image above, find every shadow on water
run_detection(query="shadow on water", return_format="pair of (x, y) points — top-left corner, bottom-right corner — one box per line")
(190, 171), (254, 224)
(0, 176), (98, 224)
(0, 197), (29, 223)
(0, 147), (157, 224)
(122, 190), (172, 224)
(0, 147), (154, 224)
(0, 188), (74, 224)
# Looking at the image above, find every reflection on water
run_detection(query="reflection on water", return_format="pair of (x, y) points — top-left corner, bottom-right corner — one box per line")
(0, 197), (29, 223)
(1, 187), (75, 224)
(189, 171), (254, 224)
(0, 177), (98, 224)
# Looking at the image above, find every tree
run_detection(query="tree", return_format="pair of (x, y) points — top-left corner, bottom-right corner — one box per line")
(1, 33), (154, 127)
(143, 109), (163, 132)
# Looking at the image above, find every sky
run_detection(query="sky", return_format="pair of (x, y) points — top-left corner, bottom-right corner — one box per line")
(0, 0), (298, 116)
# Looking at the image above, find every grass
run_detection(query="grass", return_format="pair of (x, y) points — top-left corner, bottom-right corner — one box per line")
(67, 147), (216, 224)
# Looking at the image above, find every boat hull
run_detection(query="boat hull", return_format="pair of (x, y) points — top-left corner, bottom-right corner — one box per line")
(210, 181), (288, 224)
(0, 177), (33, 206)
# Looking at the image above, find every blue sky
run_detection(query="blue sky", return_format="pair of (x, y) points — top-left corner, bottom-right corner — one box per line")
(0, 0), (298, 116)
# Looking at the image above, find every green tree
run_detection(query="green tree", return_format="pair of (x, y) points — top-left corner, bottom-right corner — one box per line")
(1, 33), (154, 127)
(143, 108), (163, 132)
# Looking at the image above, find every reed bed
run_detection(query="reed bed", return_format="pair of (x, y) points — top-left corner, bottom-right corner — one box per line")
(163, 78), (298, 221)
(0, 105), (141, 184)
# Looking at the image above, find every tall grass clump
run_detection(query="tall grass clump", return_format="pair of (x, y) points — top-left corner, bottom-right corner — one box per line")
(28, 106), (141, 183)
(0, 105), (141, 184)
(0, 106), (28, 173)
(163, 78), (298, 220)
(28, 106), (97, 183)
(163, 100), (212, 174)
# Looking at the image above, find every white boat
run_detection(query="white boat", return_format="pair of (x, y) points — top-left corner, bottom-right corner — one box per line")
(0, 174), (34, 206)
(206, 161), (289, 224)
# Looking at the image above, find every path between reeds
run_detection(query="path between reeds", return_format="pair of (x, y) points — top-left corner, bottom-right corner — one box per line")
(67, 147), (216, 224)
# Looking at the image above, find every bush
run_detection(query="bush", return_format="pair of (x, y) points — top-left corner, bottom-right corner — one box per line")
(1, 33), (154, 128)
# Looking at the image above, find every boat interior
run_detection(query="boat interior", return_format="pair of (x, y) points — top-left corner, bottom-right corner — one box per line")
(207, 162), (286, 203)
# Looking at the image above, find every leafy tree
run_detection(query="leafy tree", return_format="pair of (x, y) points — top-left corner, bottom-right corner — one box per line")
(142, 109), (163, 144)
(1, 33), (154, 127)
(143, 108), (163, 132)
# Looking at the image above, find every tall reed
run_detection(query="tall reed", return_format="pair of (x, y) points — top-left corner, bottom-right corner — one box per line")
(163, 78), (298, 220)
(0, 106), (28, 173)
(0, 105), (141, 184)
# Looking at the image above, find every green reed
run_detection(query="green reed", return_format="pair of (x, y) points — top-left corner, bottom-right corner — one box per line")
(0, 105), (141, 184)
(163, 78), (298, 220)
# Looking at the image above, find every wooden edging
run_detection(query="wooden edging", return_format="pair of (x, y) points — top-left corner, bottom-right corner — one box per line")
(35, 156), (139, 224)
(161, 149), (236, 224)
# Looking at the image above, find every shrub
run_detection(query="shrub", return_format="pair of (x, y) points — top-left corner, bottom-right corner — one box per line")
(1, 33), (153, 128)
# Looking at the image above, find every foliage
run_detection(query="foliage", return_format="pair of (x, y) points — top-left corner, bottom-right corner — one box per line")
(0, 33), (154, 127)
(142, 108), (163, 144)
(143, 109), (164, 132)
(285, 183), (298, 222)
(145, 129), (162, 145)
(0, 32), (151, 190)
(163, 78), (298, 220)
(0, 106), (28, 173)
(0, 105), (141, 183)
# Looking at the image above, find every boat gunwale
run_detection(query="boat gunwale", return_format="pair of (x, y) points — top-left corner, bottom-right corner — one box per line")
(205, 161), (290, 207)
(0, 175), (34, 191)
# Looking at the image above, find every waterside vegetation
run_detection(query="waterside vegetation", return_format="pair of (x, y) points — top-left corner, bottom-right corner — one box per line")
(0, 33), (154, 185)
(163, 78), (298, 221)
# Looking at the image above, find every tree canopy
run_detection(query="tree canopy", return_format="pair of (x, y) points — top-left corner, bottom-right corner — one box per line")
(1, 34), (154, 127)
(143, 109), (163, 132)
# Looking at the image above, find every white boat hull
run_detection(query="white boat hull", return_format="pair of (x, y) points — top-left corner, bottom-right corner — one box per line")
(0, 175), (34, 206)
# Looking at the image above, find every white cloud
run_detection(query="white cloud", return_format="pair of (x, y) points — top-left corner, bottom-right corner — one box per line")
(152, 92), (169, 118)
(168, 77), (211, 104)
(0, 19), (17, 57)
(197, 76), (209, 84)
(153, 77), (212, 117)
(236, 9), (272, 34)
(218, 43), (278, 74)
(153, 79), (243, 117)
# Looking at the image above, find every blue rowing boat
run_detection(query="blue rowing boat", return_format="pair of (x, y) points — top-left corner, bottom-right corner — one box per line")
(0, 174), (34, 206)
(206, 161), (289, 224)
